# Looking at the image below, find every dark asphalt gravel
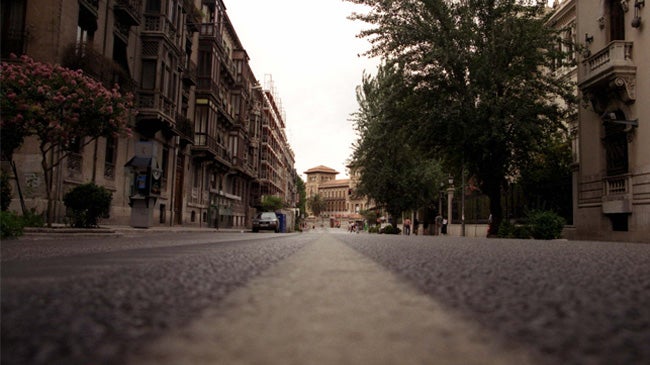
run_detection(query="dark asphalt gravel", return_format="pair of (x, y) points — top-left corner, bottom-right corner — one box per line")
(336, 234), (650, 365)
(3, 232), (649, 365)
(1, 233), (315, 365)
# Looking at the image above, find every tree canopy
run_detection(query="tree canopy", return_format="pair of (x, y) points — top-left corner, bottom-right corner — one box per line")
(260, 195), (284, 212)
(350, 64), (445, 221)
(1, 54), (133, 224)
(307, 194), (327, 218)
(1, 55), (133, 158)
(347, 0), (575, 232)
(295, 175), (307, 219)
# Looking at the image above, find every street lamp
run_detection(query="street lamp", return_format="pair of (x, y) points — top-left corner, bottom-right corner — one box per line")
(461, 166), (466, 237)
(447, 175), (454, 230)
(439, 181), (444, 214)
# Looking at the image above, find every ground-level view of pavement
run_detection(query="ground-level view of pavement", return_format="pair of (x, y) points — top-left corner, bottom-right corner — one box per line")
(128, 234), (536, 365)
(2, 229), (649, 365)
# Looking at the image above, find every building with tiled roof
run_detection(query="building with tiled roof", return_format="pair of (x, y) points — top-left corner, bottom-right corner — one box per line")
(304, 165), (339, 175)
(304, 166), (370, 221)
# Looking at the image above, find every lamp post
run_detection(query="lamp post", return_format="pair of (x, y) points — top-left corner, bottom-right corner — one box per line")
(461, 166), (466, 237)
(434, 181), (442, 235)
(439, 181), (444, 217)
(447, 176), (454, 231)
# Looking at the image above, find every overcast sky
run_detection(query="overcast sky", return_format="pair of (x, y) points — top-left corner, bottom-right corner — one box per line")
(226, 0), (379, 180)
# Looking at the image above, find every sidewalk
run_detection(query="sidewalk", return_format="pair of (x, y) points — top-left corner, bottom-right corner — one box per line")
(22, 224), (244, 237)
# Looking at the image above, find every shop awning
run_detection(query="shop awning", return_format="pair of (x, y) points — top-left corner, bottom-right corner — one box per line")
(124, 156), (152, 169)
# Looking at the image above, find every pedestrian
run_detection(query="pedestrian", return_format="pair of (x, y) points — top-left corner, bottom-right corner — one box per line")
(441, 217), (448, 235)
(435, 214), (443, 235)
(404, 218), (411, 235)
(413, 218), (419, 235)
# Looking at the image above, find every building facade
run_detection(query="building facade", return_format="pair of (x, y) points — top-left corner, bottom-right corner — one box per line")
(1, 0), (297, 229)
(575, 0), (649, 241)
(303, 165), (371, 221)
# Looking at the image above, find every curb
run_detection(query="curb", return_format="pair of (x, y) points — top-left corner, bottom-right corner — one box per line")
(21, 226), (249, 237)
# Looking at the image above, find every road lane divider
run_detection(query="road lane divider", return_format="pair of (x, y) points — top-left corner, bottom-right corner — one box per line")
(128, 234), (538, 365)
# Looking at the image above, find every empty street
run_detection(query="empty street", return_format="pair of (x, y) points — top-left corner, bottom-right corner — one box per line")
(2, 230), (649, 365)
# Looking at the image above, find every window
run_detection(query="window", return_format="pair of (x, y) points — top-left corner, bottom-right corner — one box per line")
(76, 26), (91, 56)
(193, 164), (201, 188)
(609, 0), (625, 41)
(104, 136), (116, 180)
(566, 25), (575, 63)
(68, 137), (82, 154)
(603, 111), (629, 176)
(77, 2), (97, 47)
(167, 0), (176, 23)
(195, 105), (209, 136)
(198, 51), (211, 76)
(161, 53), (173, 99)
(1, 0), (27, 57)
(141, 60), (156, 89)
(162, 146), (169, 183)
(146, 0), (161, 12)
(105, 136), (116, 165)
(112, 36), (130, 78)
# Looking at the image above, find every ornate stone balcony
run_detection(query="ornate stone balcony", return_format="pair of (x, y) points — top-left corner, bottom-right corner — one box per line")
(579, 41), (636, 112)
(602, 174), (632, 214)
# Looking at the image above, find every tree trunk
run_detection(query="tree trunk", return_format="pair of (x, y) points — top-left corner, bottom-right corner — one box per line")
(10, 160), (26, 215)
(41, 147), (54, 228)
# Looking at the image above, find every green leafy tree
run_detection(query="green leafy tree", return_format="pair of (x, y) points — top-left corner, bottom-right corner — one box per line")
(350, 65), (445, 221)
(307, 194), (327, 218)
(518, 132), (573, 223)
(1, 55), (133, 226)
(261, 195), (284, 212)
(295, 175), (307, 219)
(360, 209), (380, 226)
(348, 0), (575, 233)
(1, 211), (24, 239)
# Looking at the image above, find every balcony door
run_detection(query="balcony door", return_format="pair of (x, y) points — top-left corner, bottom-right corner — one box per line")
(603, 110), (629, 177)
(608, 0), (625, 41)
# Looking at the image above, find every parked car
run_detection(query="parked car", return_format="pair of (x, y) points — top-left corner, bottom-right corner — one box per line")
(252, 212), (280, 233)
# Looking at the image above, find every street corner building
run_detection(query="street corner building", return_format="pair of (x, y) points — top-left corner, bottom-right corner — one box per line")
(569, 0), (650, 242)
(1, 0), (298, 230)
(545, 1), (649, 242)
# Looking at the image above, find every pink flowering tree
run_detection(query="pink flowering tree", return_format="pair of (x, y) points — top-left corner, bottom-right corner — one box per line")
(0, 54), (133, 226)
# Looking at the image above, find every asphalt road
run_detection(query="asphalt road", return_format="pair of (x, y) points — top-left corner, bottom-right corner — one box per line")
(1, 231), (649, 365)
(335, 233), (650, 365)
(1, 231), (312, 365)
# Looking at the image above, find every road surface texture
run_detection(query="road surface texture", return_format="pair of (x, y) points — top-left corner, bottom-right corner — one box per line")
(2, 230), (649, 365)
(335, 233), (650, 365)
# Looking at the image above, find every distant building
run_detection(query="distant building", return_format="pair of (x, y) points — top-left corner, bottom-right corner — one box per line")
(303, 165), (371, 220)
